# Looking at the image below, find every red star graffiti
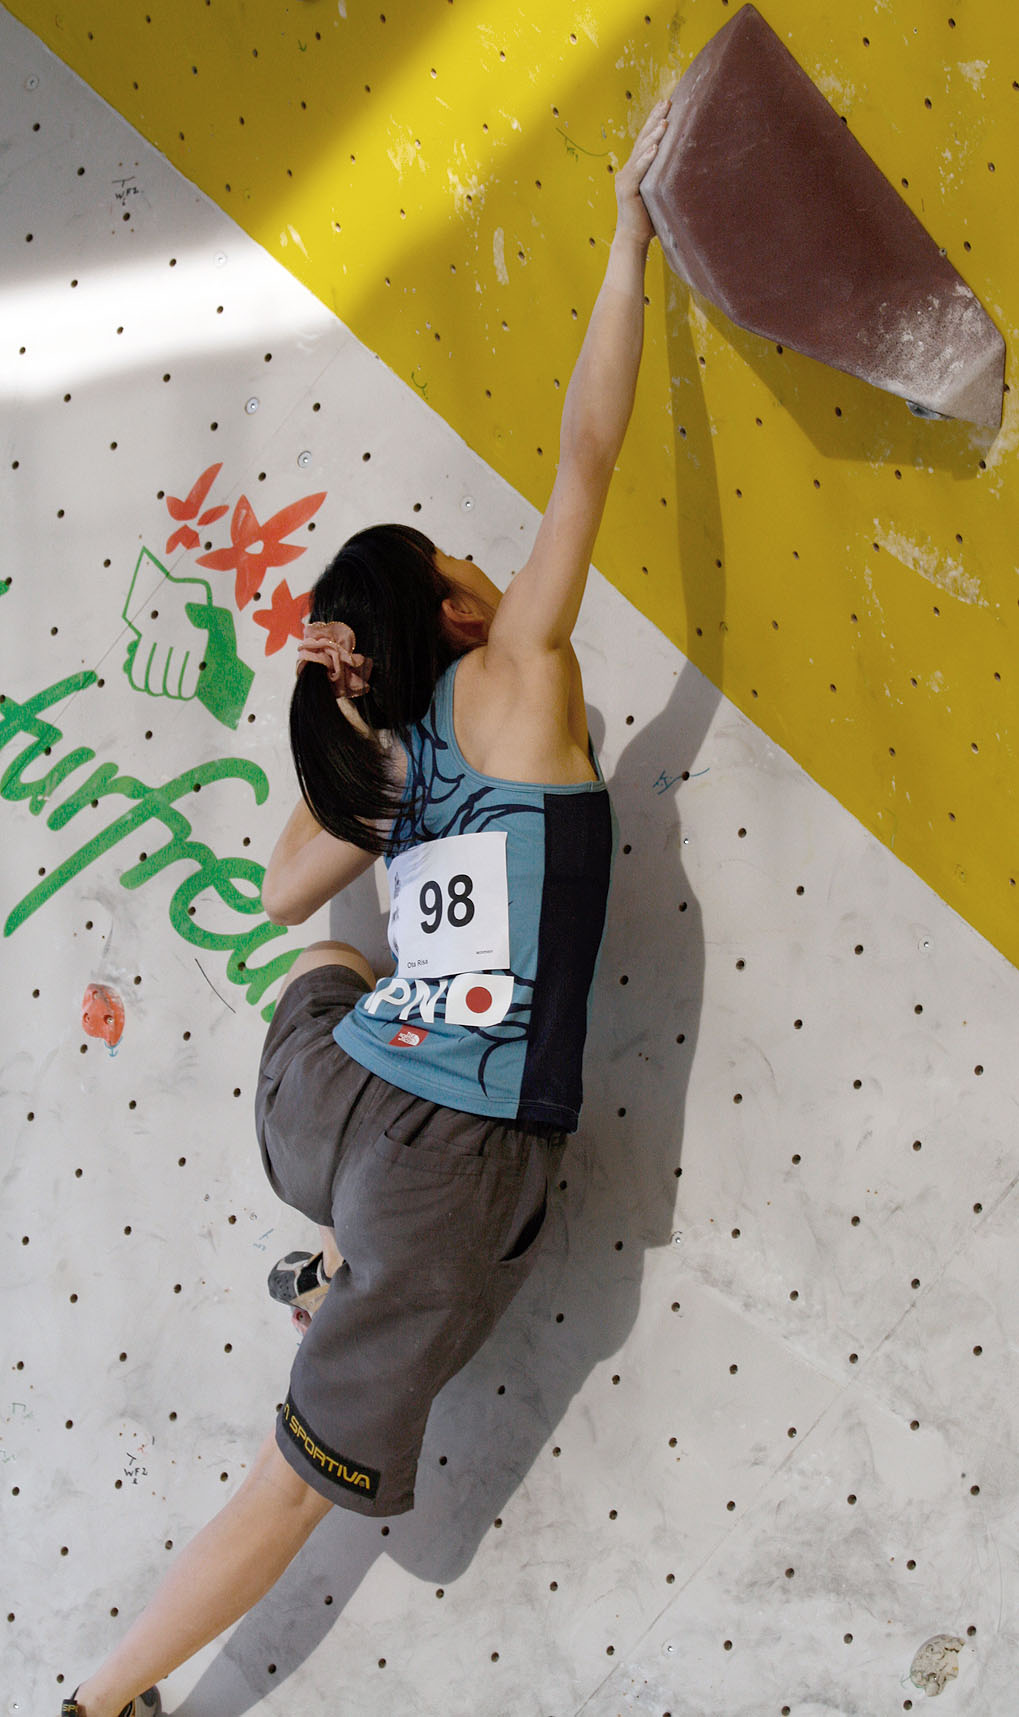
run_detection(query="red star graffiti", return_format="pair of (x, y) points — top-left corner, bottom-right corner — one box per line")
(164, 462), (229, 555)
(253, 580), (312, 654)
(197, 491), (326, 608)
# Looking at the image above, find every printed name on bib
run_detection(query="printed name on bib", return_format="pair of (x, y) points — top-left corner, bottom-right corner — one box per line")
(388, 831), (510, 980)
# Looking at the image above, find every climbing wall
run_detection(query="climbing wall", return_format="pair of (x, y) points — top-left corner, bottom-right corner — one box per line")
(4, 0), (1018, 969)
(3, 8), (1019, 1717)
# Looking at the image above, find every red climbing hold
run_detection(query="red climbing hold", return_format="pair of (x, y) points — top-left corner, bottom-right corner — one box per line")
(82, 983), (126, 1050)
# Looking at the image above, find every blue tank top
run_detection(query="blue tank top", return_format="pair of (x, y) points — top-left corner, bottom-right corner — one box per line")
(334, 659), (613, 1131)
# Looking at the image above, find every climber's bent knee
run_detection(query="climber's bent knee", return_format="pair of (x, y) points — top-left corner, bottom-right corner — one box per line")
(279, 941), (375, 997)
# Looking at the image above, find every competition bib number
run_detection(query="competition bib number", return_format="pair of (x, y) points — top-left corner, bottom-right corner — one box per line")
(388, 832), (510, 980)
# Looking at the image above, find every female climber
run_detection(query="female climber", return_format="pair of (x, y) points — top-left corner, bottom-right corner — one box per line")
(60, 95), (670, 1717)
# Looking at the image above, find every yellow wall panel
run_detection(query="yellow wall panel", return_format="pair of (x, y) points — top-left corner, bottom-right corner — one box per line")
(8, 0), (1019, 962)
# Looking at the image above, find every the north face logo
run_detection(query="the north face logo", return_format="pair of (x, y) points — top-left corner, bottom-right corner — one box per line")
(390, 1025), (428, 1048)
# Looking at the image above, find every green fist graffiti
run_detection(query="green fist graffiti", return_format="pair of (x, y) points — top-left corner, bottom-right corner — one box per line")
(122, 549), (254, 730)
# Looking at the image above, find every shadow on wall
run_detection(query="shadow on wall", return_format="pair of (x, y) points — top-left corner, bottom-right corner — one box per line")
(691, 293), (998, 477)
(176, 295), (725, 1717)
(328, 866), (391, 983)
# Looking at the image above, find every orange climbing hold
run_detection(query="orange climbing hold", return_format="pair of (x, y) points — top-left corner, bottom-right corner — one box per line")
(82, 983), (125, 1049)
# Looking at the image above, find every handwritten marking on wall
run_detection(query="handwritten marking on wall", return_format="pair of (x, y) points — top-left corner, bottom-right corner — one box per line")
(194, 957), (237, 1013)
(556, 127), (609, 162)
(82, 982), (125, 1050)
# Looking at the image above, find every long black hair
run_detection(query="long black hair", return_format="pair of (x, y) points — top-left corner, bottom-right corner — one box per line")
(289, 523), (459, 854)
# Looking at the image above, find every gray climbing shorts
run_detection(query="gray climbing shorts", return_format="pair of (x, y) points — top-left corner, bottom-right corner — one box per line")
(255, 965), (565, 1516)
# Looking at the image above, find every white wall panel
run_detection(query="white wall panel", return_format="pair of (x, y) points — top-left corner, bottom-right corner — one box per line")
(3, 13), (1017, 1717)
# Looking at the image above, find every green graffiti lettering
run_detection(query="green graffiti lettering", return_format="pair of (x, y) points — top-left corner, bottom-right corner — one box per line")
(161, 756), (270, 810)
(9, 760), (267, 933)
(1, 675), (300, 1015)
(116, 807), (204, 890)
(2, 741), (97, 815)
(169, 863), (300, 1007)
(227, 923), (302, 1010)
(167, 855), (265, 951)
(0, 674), (98, 767)
(46, 759), (148, 828)
(7, 796), (181, 933)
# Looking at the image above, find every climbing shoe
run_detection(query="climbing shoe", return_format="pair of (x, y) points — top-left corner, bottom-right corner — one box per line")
(61, 1688), (160, 1717)
(267, 1250), (332, 1319)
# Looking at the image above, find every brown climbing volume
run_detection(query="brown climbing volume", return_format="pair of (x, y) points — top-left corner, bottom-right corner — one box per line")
(639, 3), (1004, 428)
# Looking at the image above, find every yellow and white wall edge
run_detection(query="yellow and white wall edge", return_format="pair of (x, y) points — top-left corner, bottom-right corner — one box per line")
(3, 4), (1018, 1714)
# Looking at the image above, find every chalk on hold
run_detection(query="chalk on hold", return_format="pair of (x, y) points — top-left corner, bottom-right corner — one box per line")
(639, 4), (1005, 428)
(909, 1634), (966, 1696)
